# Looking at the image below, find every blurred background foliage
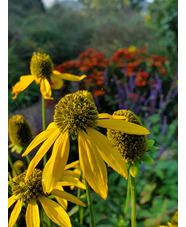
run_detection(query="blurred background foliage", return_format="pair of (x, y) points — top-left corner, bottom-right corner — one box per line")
(8, 0), (178, 226)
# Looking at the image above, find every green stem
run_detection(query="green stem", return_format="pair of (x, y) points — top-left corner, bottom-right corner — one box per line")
(42, 96), (47, 166)
(25, 154), (31, 164)
(8, 153), (18, 176)
(130, 174), (136, 227)
(124, 174), (131, 216)
(85, 179), (95, 227)
(76, 170), (84, 224)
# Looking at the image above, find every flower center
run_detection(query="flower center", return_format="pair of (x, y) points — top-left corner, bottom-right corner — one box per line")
(107, 110), (147, 163)
(30, 52), (54, 80)
(8, 115), (33, 146)
(54, 90), (99, 135)
(12, 169), (44, 203)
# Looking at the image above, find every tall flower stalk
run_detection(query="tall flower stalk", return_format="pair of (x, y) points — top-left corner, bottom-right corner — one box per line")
(85, 179), (95, 227)
(130, 174), (136, 227)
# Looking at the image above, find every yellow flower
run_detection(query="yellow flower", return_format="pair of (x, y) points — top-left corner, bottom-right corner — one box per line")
(128, 45), (136, 53)
(12, 52), (86, 100)
(8, 169), (85, 227)
(144, 15), (151, 22)
(22, 90), (150, 199)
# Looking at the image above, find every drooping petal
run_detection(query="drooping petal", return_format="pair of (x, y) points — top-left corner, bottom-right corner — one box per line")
(97, 119), (150, 135)
(12, 75), (35, 99)
(22, 127), (57, 157)
(8, 199), (22, 227)
(87, 128), (128, 180)
(50, 74), (64, 90)
(78, 130), (108, 199)
(53, 70), (87, 81)
(39, 196), (72, 227)
(25, 129), (60, 180)
(42, 131), (70, 193)
(40, 78), (53, 100)
(59, 175), (86, 190)
(51, 189), (86, 207)
(26, 200), (40, 227)
(53, 185), (68, 210)
(8, 195), (18, 208)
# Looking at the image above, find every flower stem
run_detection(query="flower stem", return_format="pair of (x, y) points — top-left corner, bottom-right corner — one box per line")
(25, 154), (31, 164)
(85, 179), (95, 227)
(8, 153), (18, 176)
(76, 170), (84, 224)
(130, 174), (136, 227)
(124, 174), (131, 216)
(42, 96), (47, 166)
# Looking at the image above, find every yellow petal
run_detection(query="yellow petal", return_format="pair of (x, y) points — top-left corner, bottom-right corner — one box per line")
(87, 128), (128, 180)
(98, 113), (126, 120)
(98, 113), (112, 119)
(26, 200), (40, 227)
(62, 170), (80, 179)
(39, 196), (72, 227)
(64, 160), (80, 170)
(40, 78), (53, 100)
(53, 185), (68, 210)
(59, 176), (86, 190)
(8, 195), (18, 208)
(8, 199), (22, 227)
(53, 70), (87, 81)
(97, 119), (150, 135)
(42, 131), (70, 193)
(50, 74), (64, 90)
(25, 129), (60, 180)
(22, 127), (57, 157)
(51, 189), (86, 207)
(46, 122), (57, 130)
(78, 130), (108, 199)
(12, 75), (35, 99)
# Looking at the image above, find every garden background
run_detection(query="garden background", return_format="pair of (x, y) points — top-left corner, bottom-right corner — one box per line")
(8, 0), (178, 226)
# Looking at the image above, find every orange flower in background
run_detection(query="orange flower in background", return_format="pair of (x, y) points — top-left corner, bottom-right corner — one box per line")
(93, 89), (105, 97)
(136, 72), (149, 87)
(55, 47), (169, 95)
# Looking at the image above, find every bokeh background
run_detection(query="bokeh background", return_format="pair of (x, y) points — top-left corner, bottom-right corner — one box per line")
(8, 0), (178, 226)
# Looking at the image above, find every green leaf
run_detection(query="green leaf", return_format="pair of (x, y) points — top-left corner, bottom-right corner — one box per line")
(146, 145), (159, 152)
(147, 140), (155, 146)
(141, 154), (154, 164)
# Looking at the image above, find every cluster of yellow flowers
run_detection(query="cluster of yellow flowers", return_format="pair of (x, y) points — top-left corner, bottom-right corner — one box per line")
(9, 52), (153, 227)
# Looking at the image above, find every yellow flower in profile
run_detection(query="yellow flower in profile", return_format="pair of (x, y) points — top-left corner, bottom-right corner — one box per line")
(22, 90), (150, 199)
(12, 52), (86, 100)
(12, 160), (26, 178)
(8, 115), (33, 154)
(107, 110), (147, 164)
(8, 169), (85, 227)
